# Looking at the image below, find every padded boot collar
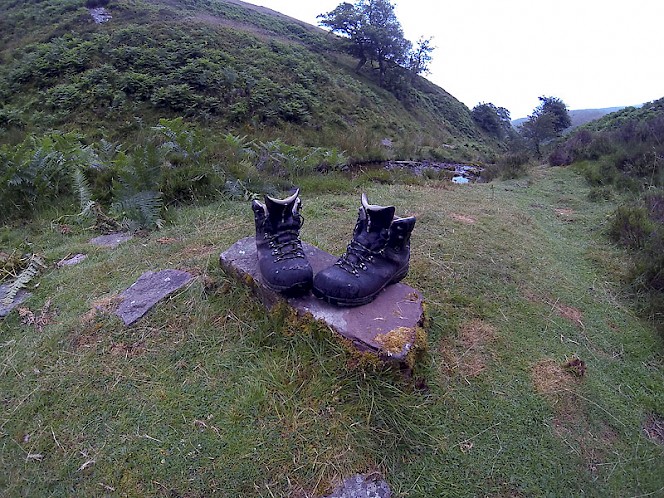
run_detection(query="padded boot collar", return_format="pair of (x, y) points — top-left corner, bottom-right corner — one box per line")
(253, 189), (301, 219)
(360, 193), (395, 232)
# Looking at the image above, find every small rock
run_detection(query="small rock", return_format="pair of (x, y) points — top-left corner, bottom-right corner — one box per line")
(324, 474), (391, 498)
(0, 284), (31, 318)
(115, 269), (193, 326)
(57, 254), (87, 267)
(89, 7), (112, 24)
(89, 233), (133, 249)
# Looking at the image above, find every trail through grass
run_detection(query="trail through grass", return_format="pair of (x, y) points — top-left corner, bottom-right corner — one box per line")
(1, 167), (663, 496)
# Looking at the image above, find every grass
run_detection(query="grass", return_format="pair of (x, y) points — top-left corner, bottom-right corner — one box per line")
(1, 166), (663, 497)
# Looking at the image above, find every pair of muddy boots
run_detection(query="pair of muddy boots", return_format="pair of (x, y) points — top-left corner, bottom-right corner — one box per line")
(252, 190), (416, 306)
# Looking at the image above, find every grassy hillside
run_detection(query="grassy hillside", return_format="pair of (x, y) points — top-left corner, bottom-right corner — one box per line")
(1, 168), (663, 496)
(0, 0), (494, 162)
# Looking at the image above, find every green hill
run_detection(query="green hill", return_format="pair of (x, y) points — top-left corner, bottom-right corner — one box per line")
(0, 0), (495, 162)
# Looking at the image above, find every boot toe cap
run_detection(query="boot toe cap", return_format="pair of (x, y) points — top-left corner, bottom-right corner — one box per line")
(313, 268), (362, 300)
(260, 260), (313, 291)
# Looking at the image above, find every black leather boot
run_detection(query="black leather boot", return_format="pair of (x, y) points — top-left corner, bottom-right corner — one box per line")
(252, 189), (313, 295)
(313, 194), (415, 306)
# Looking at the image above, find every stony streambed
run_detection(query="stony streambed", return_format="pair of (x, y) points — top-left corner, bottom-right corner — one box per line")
(384, 160), (484, 183)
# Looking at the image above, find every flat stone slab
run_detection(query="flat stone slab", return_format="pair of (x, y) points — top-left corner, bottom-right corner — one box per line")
(220, 237), (425, 363)
(57, 253), (87, 267)
(89, 233), (133, 248)
(0, 284), (31, 318)
(115, 269), (193, 326)
(324, 474), (391, 498)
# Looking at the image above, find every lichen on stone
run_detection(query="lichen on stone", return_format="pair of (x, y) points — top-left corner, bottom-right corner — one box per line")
(374, 326), (415, 356)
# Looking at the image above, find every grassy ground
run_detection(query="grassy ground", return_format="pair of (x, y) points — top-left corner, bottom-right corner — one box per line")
(1, 166), (663, 497)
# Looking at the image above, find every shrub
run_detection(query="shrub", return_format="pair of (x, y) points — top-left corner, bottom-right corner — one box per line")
(45, 83), (83, 111)
(587, 186), (613, 202)
(548, 146), (573, 167)
(150, 84), (199, 112)
(482, 152), (530, 181)
(608, 205), (654, 250)
(85, 0), (110, 7)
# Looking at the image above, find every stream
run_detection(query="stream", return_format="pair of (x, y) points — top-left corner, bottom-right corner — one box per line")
(359, 160), (484, 183)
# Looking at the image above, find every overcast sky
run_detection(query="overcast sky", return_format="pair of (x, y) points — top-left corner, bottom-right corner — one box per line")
(248, 0), (664, 118)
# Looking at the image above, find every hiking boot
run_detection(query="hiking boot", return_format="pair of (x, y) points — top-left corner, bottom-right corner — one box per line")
(252, 189), (313, 295)
(312, 194), (415, 306)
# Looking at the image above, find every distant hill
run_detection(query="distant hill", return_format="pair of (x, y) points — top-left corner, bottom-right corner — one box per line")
(0, 0), (498, 162)
(512, 106), (629, 131)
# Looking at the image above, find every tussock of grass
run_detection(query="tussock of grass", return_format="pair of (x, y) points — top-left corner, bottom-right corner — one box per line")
(1, 168), (664, 496)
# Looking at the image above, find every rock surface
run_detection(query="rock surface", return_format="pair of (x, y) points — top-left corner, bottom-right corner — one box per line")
(220, 237), (425, 362)
(324, 474), (391, 498)
(0, 284), (31, 318)
(89, 233), (133, 248)
(89, 7), (112, 23)
(115, 269), (193, 326)
(57, 254), (88, 267)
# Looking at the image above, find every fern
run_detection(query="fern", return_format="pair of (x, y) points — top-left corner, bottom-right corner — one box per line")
(72, 168), (93, 212)
(1, 254), (46, 306)
(112, 190), (164, 230)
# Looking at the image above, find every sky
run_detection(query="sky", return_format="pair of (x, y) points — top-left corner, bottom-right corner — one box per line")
(248, 0), (664, 118)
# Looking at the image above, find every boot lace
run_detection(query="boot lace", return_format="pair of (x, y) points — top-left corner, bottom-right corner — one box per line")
(266, 230), (305, 262)
(336, 239), (377, 276)
(264, 212), (306, 262)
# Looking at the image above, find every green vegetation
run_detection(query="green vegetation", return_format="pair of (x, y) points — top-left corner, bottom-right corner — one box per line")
(471, 102), (512, 139)
(2, 168), (663, 496)
(519, 96), (572, 157)
(0, 118), (353, 229)
(1, 0), (663, 496)
(550, 98), (664, 325)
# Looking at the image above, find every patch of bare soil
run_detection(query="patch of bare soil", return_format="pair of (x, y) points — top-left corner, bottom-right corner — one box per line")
(523, 289), (584, 328)
(555, 208), (575, 220)
(644, 414), (664, 445)
(80, 294), (123, 324)
(531, 358), (577, 395)
(18, 299), (57, 332)
(156, 237), (178, 245)
(73, 294), (124, 351)
(449, 213), (476, 224)
(532, 357), (617, 477)
(109, 341), (146, 357)
(176, 243), (217, 261)
(439, 319), (497, 379)
(71, 322), (105, 351)
(555, 303), (584, 327)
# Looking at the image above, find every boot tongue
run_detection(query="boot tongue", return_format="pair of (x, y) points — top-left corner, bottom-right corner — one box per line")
(355, 194), (395, 250)
(264, 190), (301, 234)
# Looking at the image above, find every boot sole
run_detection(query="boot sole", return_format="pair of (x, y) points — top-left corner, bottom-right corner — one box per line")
(312, 265), (409, 307)
(265, 280), (312, 296)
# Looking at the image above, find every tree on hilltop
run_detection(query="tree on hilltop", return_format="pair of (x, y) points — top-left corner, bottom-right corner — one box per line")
(318, 0), (433, 86)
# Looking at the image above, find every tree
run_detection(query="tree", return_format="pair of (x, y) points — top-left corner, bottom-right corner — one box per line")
(472, 102), (512, 139)
(407, 37), (434, 75)
(520, 96), (571, 156)
(319, 1), (432, 86)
